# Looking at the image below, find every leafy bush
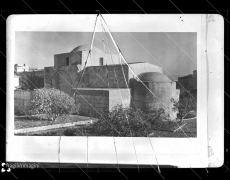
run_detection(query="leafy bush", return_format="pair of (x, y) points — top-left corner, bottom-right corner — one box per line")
(143, 108), (173, 130)
(63, 128), (83, 136)
(29, 88), (80, 121)
(171, 91), (197, 124)
(92, 105), (167, 137)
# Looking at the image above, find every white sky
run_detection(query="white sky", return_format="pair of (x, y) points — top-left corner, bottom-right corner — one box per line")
(12, 14), (199, 77)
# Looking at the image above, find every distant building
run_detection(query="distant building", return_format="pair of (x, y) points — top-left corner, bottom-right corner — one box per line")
(177, 70), (197, 93)
(14, 64), (29, 73)
(18, 69), (44, 78)
(17, 69), (44, 88)
(14, 74), (19, 90)
(15, 64), (44, 76)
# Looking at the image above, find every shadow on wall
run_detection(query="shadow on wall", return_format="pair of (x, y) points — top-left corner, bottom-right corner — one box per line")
(129, 74), (179, 120)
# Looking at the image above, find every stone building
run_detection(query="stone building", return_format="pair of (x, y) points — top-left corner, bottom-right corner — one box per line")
(44, 44), (179, 119)
(54, 44), (121, 71)
(131, 72), (180, 119)
(14, 75), (20, 90)
(14, 64), (29, 73)
(177, 70), (197, 93)
(14, 90), (31, 114)
(17, 69), (45, 88)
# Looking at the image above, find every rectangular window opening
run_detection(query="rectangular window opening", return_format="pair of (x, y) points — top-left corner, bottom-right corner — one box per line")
(66, 57), (69, 66)
(99, 57), (103, 66)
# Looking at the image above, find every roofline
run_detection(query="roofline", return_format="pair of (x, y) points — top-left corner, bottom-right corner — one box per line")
(54, 52), (70, 56)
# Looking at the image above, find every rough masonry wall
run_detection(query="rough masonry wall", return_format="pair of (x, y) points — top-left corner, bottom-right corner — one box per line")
(132, 81), (178, 119)
(74, 88), (131, 118)
(75, 89), (109, 118)
(69, 50), (82, 66)
(178, 76), (193, 92)
(87, 65), (129, 88)
(58, 65), (89, 95)
(45, 62), (162, 96)
(54, 53), (70, 67)
(14, 90), (31, 114)
(44, 67), (56, 88)
(45, 65), (89, 95)
(45, 64), (129, 95)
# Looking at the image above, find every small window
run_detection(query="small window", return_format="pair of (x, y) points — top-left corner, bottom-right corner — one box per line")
(99, 57), (103, 65)
(66, 57), (69, 66)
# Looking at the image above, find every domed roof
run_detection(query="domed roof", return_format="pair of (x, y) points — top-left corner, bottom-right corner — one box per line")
(138, 72), (172, 83)
(71, 44), (101, 52)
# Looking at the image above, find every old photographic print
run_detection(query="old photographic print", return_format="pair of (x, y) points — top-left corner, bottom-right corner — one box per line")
(14, 15), (197, 137)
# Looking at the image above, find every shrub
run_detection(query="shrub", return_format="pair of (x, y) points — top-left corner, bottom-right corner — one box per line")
(63, 128), (83, 136)
(171, 91), (197, 124)
(143, 108), (172, 130)
(92, 105), (166, 137)
(29, 88), (80, 121)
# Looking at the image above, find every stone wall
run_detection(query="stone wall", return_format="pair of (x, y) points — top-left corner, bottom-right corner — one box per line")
(74, 88), (131, 118)
(45, 64), (129, 95)
(54, 53), (70, 68)
(131, 81), (179, 119)
(44, 67), (58, 88)
(178, 75), (194, 93)
(44, 62), (162, 96)
(14, 90), (31, 114)
(87, 65), (129, 88)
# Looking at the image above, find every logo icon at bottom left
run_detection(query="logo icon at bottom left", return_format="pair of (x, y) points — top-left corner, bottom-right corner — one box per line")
(1, 163), (11, 173)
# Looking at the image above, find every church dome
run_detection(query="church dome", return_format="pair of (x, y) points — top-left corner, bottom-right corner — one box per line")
(71, 44), (91, 52)
(138, 72), (172, 83)
(71, 44), (104, 53)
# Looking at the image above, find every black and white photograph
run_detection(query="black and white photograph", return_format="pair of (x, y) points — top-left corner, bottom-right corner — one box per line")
(13, 15), (197, 137)
(6, 14), (223, 167)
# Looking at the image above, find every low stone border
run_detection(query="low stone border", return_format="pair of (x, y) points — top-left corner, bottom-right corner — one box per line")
(14, 119), (97, 134)
(182, 117), (197, 121)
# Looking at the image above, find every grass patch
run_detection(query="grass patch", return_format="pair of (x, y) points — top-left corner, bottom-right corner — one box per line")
(150, 119), (197, 137)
